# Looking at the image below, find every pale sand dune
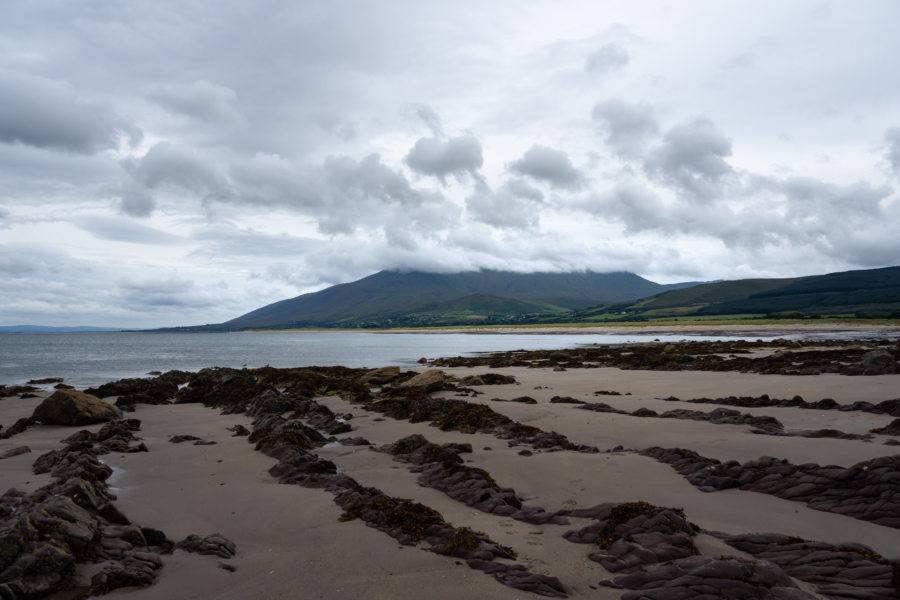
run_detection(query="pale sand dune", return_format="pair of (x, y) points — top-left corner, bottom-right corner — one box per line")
(2, 355), (899, 599)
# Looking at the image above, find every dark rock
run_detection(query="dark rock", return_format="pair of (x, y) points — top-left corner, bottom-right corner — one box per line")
(610, 555), (817, 599)
(550, 396), (585, 404)
(169, 435), (202, 443)
(27, 377), (64, 384)
(723, 533), (898, 600)
(91, 552), (163, 594)
(562, 502), (698, 573)
(227, 424), (251, 436)
(360, 366), (402, 385)
(31, 390), (119, 426)
(460, 373), (517, 386)
(176, 533), (236, 558)
(0, 446), (30, 459)
(871, 418), (900, 436)
(339, 436), (372, 446)
(643, 447), (900, 528)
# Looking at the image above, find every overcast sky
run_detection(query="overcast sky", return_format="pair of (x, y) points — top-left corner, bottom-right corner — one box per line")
(2, 1), (900, 327)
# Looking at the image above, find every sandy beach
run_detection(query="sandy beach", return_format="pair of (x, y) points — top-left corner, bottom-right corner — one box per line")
(2, 337), (899, 599)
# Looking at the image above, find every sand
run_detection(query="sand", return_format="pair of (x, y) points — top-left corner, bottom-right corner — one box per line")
(2, 340), (899, 599)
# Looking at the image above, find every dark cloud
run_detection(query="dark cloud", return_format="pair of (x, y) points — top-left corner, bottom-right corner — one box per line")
(585, 43), (629, 73)
(508, 145), (584, 190)
(644, 117), (734, 202)
(885, 127), (900, 174)
(592, 99), (660, 158)
(118, 142), (231, 214)
(0, 70), (140, 153)
(404, 135), (484, 183)
(117, 276), (216, 309)
(74, 216), (184, 244)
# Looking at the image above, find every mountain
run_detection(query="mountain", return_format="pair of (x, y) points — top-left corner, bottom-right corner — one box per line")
(571, 265), (900, 320)
(222, 269), (673, 329)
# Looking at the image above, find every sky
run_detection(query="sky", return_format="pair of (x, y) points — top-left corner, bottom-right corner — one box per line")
(2, 1), (900, 328)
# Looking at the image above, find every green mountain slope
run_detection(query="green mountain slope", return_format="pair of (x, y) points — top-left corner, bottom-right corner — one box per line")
(572, 265), (900, 320)
(224, 269), (669, 329)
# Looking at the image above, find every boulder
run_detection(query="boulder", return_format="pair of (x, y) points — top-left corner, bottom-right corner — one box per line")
(861, 349), (896, 367)
(360, 366), (402, 385)
(31, 390), (119, 426)
(398, 369), (446, 392)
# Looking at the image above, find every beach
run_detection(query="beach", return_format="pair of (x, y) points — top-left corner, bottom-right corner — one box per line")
(1, 336), (899, 599)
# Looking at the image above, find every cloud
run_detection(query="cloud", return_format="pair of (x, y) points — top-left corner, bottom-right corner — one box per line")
(0, 70), (140, 153)
(644, 117), (734, 203)
(585, 43), (629, 73)
(405, 104), (444, 137)
(592, 99), (660, 158)
(73, 216), (184, 244)
(466, 179), (543, 229)
(404, 135), (483, 183)
(508, 145), (584, 189)
(148, 80), (244, 124)
(117, 276), (216, 309)
(885, 127), (900, 175)
(118, 141), (231, 214)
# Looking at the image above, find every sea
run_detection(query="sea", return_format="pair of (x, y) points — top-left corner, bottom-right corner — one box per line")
(0, 329), (891, 389)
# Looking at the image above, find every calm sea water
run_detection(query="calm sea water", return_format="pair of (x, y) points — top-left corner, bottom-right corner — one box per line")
(0, 329), (882, 389)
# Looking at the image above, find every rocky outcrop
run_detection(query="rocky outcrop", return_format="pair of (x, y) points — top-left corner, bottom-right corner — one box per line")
(609, 555), (818, 599)
(31, 389), (119, 426)
(642, 447), (900, 528)
(379, 435), (567, 525)
(0, 420), (170, 597)
(431, 340), (900, 376)
(722, 533), (899, 600)
(562, 502), (698, 573)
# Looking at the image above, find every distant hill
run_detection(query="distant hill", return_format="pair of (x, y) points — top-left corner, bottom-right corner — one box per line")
(570, 265), (900, 321)
(217, 269), (675, 329)
(0, 325), (128, 333)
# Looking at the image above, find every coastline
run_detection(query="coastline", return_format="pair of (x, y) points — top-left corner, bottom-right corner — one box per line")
(376, 322), (900, 336)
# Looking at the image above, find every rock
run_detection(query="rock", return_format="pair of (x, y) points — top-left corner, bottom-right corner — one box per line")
(27, 377), (64, 384)
(360, 366), (402, 385)
(91, 552), (163, 594)
(460, 373), (517, 386)
(176, 533), (237, 558)
(31, 390), (119, 426)
(550, 396), (585, 404)
(509, 396), (537, 404)
(860, 349), (896, 369)
(169, 434), (202, 443)
(227, 424), (251, 436)
(871, 418), (900, 436)
(397, 369), (446, 392)
(0, 445), (30, 459)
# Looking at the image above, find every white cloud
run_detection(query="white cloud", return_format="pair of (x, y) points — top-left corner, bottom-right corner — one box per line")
(405, 135), (484, 183)
(508, 145), (584, 190)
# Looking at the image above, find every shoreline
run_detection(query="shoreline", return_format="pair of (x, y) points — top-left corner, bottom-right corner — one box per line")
(374, 323), (900, 336)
